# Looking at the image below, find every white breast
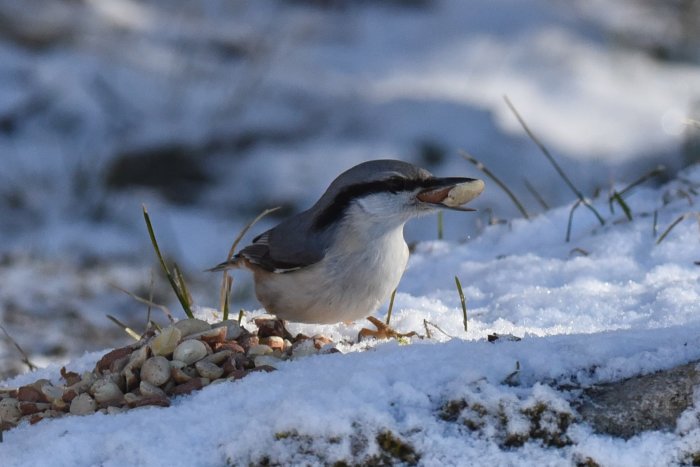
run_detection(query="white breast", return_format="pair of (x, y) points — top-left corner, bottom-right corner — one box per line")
(253, 220), (410, 324)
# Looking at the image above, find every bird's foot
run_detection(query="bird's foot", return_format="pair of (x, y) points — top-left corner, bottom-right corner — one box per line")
(358, 316), (417, 341)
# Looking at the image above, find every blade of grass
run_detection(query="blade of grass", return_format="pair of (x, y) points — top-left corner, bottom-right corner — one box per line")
(569, 247), (589, 257)
(454, 276), (468, 332)
(173, 263), (194, 309)
(460, 150), (530, 219)
(566, 199), (583, 242)
(238, 309), (245, 325)
(145, 270), (154, 331)
(106, 315), (141, 341)
(524, 179), (549, 210)
(217, 206), (281, 319)
(503, 96), (605, 226)
(0, 324), (37, 371)
(220, 275), (233, 321)
(385, 288), (397, 325)
(148, 320), (162, 333)
(656, 213), (692, 244)
(226, 206), (282, 262)
(610, 192), (633, 221)
(618, 165), (666, 197)
(423, 319), (453, 339)
(437, 211), (444, 240)
(110, 283), (174, 323)
(142, 205), (194, 319)
(652, 210), (658, 237)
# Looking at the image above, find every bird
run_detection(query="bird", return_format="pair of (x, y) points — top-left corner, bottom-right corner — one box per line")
(211, 159), (484, 331)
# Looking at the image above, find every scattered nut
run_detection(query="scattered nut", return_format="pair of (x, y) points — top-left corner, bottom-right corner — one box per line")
(195, 361), (224, 380)
(141, 356), (171, 387)
(70, 393), (97, 415)
(170, 378), (205, 396)
(174, 319), (211, 337)
(139, 381), (167, 399)
(261, 336), (285, 352)
(217, 320), (243, 340)
(173, 340), (208, 365)
(0, 398), (21, 422)
(150, 326), (182, 356)
(90, 379), (124, 404)
(205, 350), (233, 365)
(248, 344), (273, 357)
(185, 326), (227, 345)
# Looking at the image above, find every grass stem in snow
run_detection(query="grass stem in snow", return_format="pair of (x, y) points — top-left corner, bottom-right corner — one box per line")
(656, 213), (699, 244)
(566, 199), (583, 242)
(0, 324), (36, 371)
(385, 288), (397, 325)
(524, 179), (549, 210)
(218, 207), (281, 319)
(106, 315), (141, 341)
(111, 283), (173, 323)
(460, 150), (530, 219)
(454, 276), (468, 332)
(143, 205), (194, 319)
(503, 95), (605, 226)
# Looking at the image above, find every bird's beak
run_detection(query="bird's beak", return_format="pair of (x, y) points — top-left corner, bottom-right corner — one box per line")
(416, 177), (485, 211)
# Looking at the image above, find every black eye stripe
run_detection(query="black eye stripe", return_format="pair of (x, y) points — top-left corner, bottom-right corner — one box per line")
(313, 177), (435, 230)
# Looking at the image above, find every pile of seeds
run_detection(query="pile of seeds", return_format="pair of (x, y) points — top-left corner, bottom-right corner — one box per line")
(0, 318), (337, 433)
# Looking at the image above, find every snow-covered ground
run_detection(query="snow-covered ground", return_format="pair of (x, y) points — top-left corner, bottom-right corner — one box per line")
(3, 164), (700, 465)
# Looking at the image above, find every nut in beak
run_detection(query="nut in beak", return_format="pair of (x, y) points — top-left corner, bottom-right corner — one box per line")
(417, 179), (485, 210)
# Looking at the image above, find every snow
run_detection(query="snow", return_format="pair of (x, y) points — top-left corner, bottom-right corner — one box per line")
(3, 165), (700, 465)
(2, 0), (700, 464)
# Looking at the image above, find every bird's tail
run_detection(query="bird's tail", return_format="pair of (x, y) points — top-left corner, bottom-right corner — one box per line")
(206, 256), (244, 272)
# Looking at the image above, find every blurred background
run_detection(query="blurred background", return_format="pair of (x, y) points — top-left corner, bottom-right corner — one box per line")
(1, 0), (699, 379)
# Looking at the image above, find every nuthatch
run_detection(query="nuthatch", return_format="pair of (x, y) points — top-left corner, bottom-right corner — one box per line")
(212, 160), (484, 325)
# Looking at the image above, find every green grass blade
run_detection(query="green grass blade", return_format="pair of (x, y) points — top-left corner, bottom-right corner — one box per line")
(173, 263), (194, 311)
(142, 205), (194, 319)
(656, 214), (689, 244)
(454, 276), (468, 332)
(611, 192), (633, 221)
(221, 275), (233, 321)
(385, 288), (397, 325)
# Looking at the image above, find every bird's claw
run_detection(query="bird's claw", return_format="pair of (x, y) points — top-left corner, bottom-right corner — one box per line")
(357, 316), (417, 341)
